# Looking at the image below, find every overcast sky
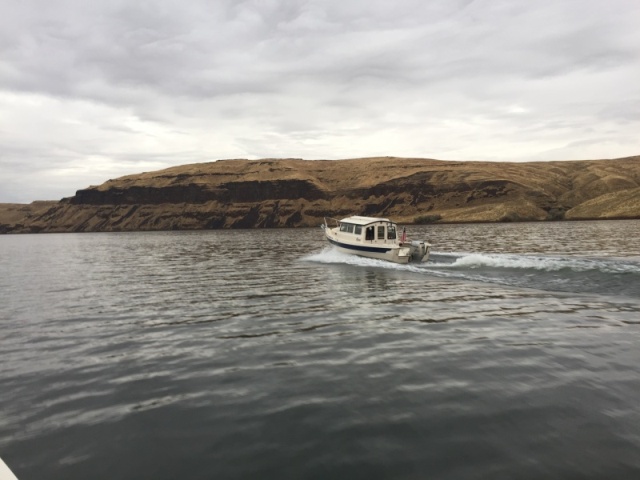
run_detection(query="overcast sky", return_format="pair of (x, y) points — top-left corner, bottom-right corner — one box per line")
(1, 0), (639, 202)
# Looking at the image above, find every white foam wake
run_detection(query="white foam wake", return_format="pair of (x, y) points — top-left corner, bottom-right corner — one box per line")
(305, 247), (640, 275)
(434, 252), (640, 274)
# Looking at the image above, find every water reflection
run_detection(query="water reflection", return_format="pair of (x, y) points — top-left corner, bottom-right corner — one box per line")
(1, 222), (640, 480)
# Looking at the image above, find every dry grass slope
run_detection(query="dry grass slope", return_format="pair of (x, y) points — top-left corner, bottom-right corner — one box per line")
(1, 156), (639, 233)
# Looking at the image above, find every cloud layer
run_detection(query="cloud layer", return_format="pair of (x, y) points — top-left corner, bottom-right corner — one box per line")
(1, 0), (639, 202)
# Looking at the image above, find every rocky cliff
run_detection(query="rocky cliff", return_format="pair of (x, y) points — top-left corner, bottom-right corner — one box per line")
(2, 156), (639, 233)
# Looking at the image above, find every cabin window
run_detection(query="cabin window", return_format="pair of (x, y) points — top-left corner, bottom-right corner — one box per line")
(355, 225), (362, 235)
(387, 225), (397, 240)
(377, 226), (385, 240)
(365, 226), (374, 240)
(340, 223), (355, 233)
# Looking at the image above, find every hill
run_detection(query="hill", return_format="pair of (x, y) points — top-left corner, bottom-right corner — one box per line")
(1, 156), (639, 233)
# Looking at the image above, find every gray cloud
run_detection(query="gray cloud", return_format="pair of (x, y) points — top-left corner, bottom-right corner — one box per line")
(1, 0), (639, 202)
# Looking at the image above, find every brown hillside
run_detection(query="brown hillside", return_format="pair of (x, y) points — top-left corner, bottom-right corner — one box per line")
(1, 156), (639, 233)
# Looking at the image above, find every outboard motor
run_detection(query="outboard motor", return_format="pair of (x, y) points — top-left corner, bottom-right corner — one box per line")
(410, 240), (430, 262)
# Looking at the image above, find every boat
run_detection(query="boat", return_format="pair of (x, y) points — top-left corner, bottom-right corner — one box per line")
(321, 216), (430, 264)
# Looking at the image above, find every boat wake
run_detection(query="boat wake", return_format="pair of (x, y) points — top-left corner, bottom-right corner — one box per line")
(304, 247), (640, 298)
(430, 252), (640, 274)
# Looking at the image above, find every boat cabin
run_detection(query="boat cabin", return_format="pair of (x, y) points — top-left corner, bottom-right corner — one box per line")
(336, 216), (399, 244)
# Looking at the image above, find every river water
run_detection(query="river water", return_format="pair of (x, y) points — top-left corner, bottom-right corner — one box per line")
(1, 220), (639, 479)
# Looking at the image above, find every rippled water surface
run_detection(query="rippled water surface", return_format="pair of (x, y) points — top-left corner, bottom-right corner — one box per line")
(1, 220), (640, 479)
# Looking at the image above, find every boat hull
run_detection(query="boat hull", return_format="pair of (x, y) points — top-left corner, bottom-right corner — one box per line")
(326, 236), (413, 264)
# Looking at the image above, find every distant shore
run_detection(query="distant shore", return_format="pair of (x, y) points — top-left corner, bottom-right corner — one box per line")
(2, 156), (639, 233)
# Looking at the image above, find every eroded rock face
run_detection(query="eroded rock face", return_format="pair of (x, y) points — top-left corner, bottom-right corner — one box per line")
(2, 156), (639, 233)
(69, 179), (326, 205)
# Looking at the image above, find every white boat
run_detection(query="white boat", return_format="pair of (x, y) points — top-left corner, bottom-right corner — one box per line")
(322, 215), (430, 264)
